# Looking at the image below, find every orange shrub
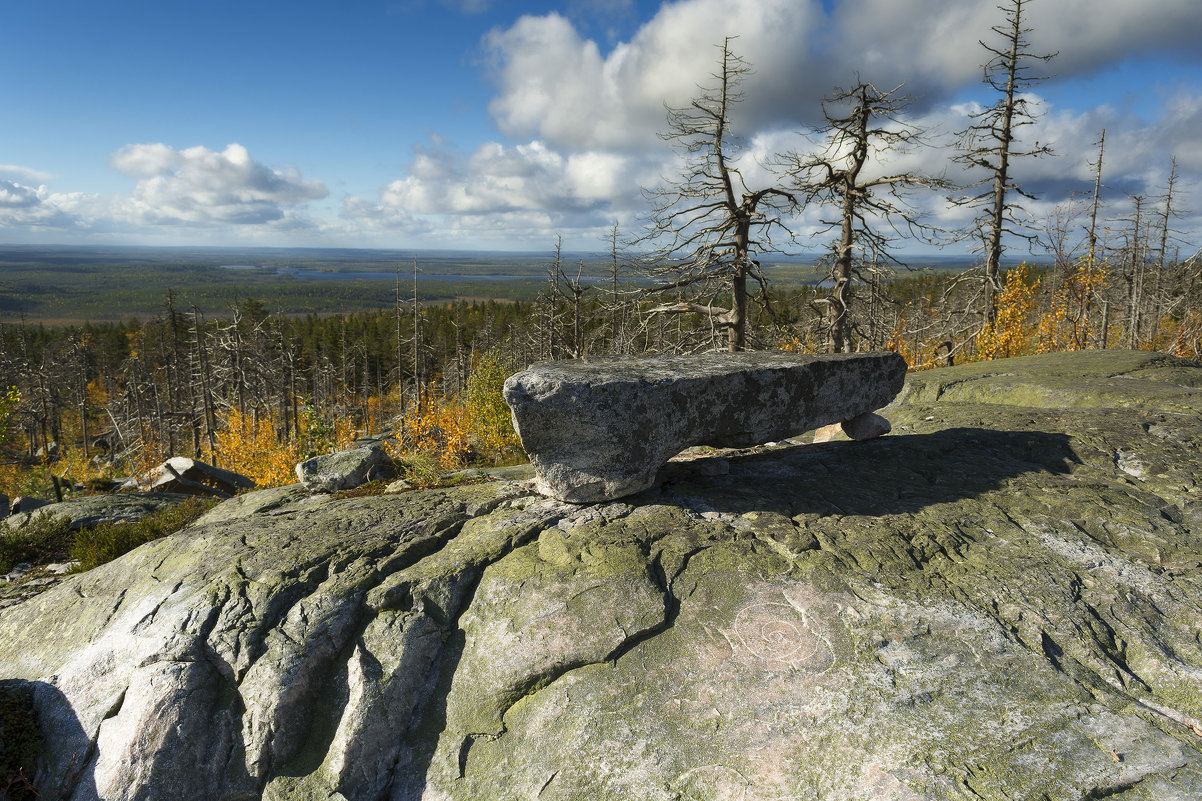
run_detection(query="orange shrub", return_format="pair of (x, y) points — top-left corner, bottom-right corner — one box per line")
(206, 408), (301, 488)
(397, 389), (471, 470)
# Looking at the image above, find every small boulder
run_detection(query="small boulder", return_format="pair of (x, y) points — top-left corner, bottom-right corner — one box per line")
(841, 411), (892, 440)
(813, 411), (892, 443)
(296, 443), (390, 493)
(34, 441), (60, 460)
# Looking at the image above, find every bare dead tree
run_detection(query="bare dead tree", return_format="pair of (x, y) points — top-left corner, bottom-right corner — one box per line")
(533, 237), (565, 360)
(605, 222), (639, 355)
(640, 38), (796, 352)
(394, 262), (407, 416)
(1146, 157), (1184, 344)
(549, 254), (589, 359)
(782, 80), (947, 352)
(1120, 195), (1148, 347)
(1087, 129), (1106, 263)
(953, 0), (1055, 322)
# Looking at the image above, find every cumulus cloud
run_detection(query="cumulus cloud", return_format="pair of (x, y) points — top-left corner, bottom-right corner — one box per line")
(379, 140), (653, 215)
(342, 138), (666, 247)
(344, 137), (658, 247)
(0, 144), (328, 242)
(0, 180), (44, 208)
(484, 0), (827, 150)
(110, 143), (328, 225)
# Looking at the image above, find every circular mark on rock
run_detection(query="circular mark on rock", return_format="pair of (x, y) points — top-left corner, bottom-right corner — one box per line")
(732, 602), (833, 671)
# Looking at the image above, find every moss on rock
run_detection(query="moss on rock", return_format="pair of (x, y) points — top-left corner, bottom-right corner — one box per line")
(0, 352), (1200, 800)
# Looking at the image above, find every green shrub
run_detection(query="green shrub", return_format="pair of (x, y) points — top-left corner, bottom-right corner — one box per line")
(70, 497), (215, 572)
(397, 452), (445, 488)
(463, 351), (524, 464)
(0, 516), (74, 574)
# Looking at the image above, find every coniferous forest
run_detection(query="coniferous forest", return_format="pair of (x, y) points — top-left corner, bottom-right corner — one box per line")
(2, 240), (1198, 501)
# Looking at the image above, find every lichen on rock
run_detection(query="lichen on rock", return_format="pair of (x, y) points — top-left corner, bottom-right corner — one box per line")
(0, 351), (1200, 800)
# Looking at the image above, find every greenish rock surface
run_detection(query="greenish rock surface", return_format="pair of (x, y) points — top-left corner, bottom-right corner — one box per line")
(2, 492), (191, 531)
(0, 350), (1200, 800)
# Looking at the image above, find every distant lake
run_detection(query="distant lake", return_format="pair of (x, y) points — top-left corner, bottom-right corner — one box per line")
(220, 265), (647, 283)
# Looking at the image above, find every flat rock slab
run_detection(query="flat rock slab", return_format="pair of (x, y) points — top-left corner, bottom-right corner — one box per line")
(503, 351), (907, 502)
(2, 492), (192, 531)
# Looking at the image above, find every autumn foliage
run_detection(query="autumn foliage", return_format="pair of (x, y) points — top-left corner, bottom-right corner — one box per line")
(1, 244), (1199, 501)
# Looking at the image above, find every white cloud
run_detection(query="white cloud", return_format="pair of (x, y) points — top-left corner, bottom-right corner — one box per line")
(341, 139), (667, 248)
(484, 0), (827, 150)
(0, 144), (328, 242)
(109, 143), (178, 178)
(0, 180), (44, 208)
(375, 139), (656, 216)
(341, 74), (1202, 253)
(0, 165), (53, 184)
(109, 143), (328, 225)
(829, 0), (1202, 102)
(1153, 92), (1202, 174)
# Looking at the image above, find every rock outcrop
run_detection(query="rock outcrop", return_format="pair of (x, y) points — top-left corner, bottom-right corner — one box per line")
(504, 351), (907, 502)
(1, 350), (1201, 801)
(2, 492), (191, 531)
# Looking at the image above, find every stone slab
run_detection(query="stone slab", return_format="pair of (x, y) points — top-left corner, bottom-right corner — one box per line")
(503, 351), (907, 502)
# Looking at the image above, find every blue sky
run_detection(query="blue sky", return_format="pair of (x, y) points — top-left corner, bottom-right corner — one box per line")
(2, 0), (1201, 258)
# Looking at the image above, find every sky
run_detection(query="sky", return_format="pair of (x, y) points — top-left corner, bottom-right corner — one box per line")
(2, 0), (1201, 260)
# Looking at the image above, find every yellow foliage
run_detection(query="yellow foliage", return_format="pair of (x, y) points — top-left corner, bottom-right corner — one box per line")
(206, 408), (301, 488)
(975, 263), (1040, 360)
(202, 406), (358, 488)
(777, 333), (816, 354)
(0, 386), (19, 452)
(85, 378), (109, 408)
(398, 390), (471, 470)
(463, 352), (521, 461)
(394, 352), (524, 470)
(0, 464), (29, 497)
(130, 425), (170, 478)
(56, 446), (111, 489)
(1036, 256), (1108, 353)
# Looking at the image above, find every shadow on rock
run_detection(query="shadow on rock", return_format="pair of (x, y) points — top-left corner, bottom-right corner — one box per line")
(656, 428), (1078, 518)
(0, 680), (99, 801)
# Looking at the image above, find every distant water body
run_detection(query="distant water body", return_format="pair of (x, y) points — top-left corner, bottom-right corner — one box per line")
(219, 265), (647, 283)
